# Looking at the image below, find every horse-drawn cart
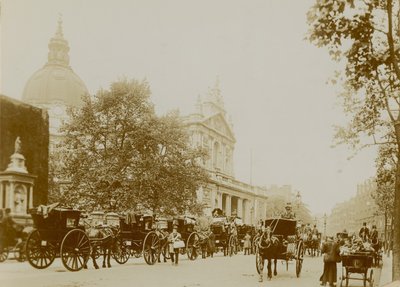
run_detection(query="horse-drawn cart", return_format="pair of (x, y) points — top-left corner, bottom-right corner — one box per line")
(339, 252), (374, 287)
(26, 206), (91, 271)
(256, 218), (304, 281)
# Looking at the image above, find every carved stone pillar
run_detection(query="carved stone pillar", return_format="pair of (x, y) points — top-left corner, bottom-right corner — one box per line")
(225, 194), (231, 216)
(237, 198), (243, 219)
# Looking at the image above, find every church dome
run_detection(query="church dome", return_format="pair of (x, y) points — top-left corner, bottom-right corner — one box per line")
(22, 18), (88, 107)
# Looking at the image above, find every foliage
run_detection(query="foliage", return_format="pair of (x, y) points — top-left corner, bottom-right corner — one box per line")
(307, 0), (400, 278)
(373, 134), (396, 214)
(50, 79), (209, 215)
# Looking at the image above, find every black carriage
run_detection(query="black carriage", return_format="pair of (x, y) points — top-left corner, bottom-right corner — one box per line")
(209, 216), (236, 256)
(339, 252), (374, 287)
(160, 216), (198, 260)
(236, 222), (254, 252)
(25, 206), (91, 271)
(255, 218), (304, 278)
(0, 211), (31, 263)
(114, 213), (160, 265)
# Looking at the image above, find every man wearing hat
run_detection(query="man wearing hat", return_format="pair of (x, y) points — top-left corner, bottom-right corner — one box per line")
(281, 203), (295, 219)
(168, 225), (183, 266)
(359, 222), (370, 242)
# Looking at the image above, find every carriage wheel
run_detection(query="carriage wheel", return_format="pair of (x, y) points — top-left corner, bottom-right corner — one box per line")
(26, 230), (56, 269)
(60, 229), (91, 272)
(296, 240), (304, 277)
(186, 232), (200, 260)
(0, 244), (8, 262)
(143, 231), (160, 265)
(228, 235), (237, 256)
(161, 241), (171, 260)
(15, 241), (26, 262)
(369, 269), (374, 287)
(112, 238), (130, 264)
(255, 251), (264, 274)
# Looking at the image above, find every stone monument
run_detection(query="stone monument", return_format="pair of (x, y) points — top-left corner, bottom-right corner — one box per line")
(0, 137), (37, 224)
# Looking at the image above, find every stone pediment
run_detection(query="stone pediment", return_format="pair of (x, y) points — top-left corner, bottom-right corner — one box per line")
(202, 113), (235, 141)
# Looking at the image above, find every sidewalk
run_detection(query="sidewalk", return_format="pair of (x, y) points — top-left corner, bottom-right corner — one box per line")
(379, 254), (394, 287)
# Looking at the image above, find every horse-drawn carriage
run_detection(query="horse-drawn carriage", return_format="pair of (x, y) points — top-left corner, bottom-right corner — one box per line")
(255, 218), (304, 281)
(26, 205), (92, 271)
(114, 212), (161, 265)
(339, 251), (375, 287)
(210, 216), (237, 256)
(0, 209), (31, 263)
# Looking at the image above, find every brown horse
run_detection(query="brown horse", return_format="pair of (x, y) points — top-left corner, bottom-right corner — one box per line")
(258, 226), (281, 282)
(85, 225), (117, 269)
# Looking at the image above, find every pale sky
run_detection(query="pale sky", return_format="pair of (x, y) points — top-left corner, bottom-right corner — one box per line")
(0, 0), (378, 215)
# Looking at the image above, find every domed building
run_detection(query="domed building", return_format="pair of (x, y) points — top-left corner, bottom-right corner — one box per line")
(22, 18), (88, 138)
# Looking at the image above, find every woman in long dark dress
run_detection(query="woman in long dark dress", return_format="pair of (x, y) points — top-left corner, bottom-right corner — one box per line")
(320, 236), (341, 287)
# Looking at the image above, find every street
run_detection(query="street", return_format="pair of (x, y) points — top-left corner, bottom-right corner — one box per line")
(0, 252), (382, 287)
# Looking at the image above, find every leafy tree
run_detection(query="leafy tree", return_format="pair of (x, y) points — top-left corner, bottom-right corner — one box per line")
(50, 79), (208, 216)
(307, 0), (400, 279)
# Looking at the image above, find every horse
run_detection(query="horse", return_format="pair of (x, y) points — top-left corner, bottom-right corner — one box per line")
(310, 233), (321, 257)
(257, 226), (281, 282)
(85, 224), (118, 269)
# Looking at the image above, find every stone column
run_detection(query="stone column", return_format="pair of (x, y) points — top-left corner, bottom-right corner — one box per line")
(211, 190), (216, 210)
(253, 198), (258, 225)
(0, 182), (3, 208)
(9, 181), (15, 209)
(237, 198), (243, 219)
(218, 192), (223, 209)
(29, 185), (34, 209)
(225, 194), (231, 216)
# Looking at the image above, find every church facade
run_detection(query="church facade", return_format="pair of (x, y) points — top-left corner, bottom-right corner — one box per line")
(185, 82), (268, 224)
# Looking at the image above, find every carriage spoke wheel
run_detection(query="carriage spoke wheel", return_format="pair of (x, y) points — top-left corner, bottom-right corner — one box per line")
(143, 231), (160, 265)
(161, 241), (171, 260)
(296, 240), (304, 277)
(15, 241), (26, 262)
(112, 238), (130, 264)
(26, 230), (56, 269)
(186, 232), (200, 260)
(255, 250), (264, 274)
(60, 229), (91, 272)
(369, 269), (374, 287)
(0, 244), (9, 262)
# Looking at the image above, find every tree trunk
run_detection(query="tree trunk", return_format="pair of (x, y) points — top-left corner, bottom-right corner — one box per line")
(385, 210), (388, 256)
(393, 124), (400, 280)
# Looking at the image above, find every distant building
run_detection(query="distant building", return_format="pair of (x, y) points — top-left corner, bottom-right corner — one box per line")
(22, 18), (88, 145)
(185, 80), (268, 224)
(327, 179), (385, 238)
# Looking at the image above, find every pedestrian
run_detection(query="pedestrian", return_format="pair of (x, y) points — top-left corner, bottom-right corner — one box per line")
(243, 232), (251, 255)
(320, 236), (341, 287)
(359, 222), (370, 242)
(168, 225), (183, 266)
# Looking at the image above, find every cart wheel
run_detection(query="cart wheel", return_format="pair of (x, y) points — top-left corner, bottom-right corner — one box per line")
(26, 230), (56, 269)
(369, 269), (374, 287)
(256, 250), (264, 274)
(186, 232), (200, 260)
(228, 235), (237, 256)
(15, 241), (26, 262)
(296, 240), (304, 277)
(60, 229), (91, 272)
(112, 239), (130, 264)
(161, 241), (170, 260)
(0, 244), (8, 262)
(252, 235), (260, 254)
(143, 231), (160, 265)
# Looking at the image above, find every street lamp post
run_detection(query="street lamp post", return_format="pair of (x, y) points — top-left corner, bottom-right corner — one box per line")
(323, 213), (327, 237)
(295, 191), (301, 219)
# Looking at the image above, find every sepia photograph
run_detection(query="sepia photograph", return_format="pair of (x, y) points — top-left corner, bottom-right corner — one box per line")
(0, 0), (399, 286)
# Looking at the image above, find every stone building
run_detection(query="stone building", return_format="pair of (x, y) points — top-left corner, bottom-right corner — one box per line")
(327, 179), (385, 238)
(22, 18), (88, 144)
(185, 81), (268, 224)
